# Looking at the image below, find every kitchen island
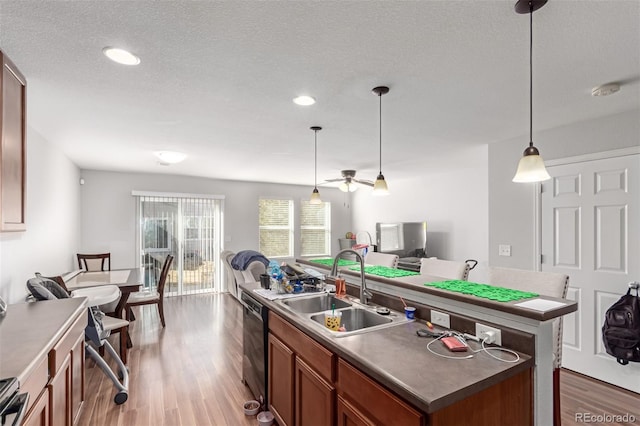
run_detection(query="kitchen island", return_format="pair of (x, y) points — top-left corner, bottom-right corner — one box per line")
(244, 259), (577, 426)
(242, 281), (536, 426)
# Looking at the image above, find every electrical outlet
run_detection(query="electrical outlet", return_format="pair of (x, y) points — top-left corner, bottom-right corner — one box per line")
(498, 244), (511, 257)
(431, 310), (450, 328)
(475, 323), (502, 346)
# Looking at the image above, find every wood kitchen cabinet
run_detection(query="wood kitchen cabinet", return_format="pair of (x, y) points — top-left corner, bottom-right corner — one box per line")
(0, 49), (27, 232)
(22, 387), (50, 426)
(268, 333), (294, 426)
(19, 307), (85, 426)
(336, 395), (375, 426)
(268, 312), (335, 426)
(295, 357), (334, 426)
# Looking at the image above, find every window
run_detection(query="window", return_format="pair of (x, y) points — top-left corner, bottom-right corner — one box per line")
(259, 198), (294, 258)
(300, 200), (331, 257)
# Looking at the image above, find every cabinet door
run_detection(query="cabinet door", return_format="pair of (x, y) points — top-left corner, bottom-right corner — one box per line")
(22, 388), (49, 426)
(0, 50), (27, 231)
(295, 357), (335, 426)
(48, 352), (72, 426)
(71, 334), (85, 423)
(336, 395), (375, 426)
(268, 333), (294, 426)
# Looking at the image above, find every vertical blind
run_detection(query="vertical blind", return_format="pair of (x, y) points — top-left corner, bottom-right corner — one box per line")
(300, 200), (331, 257)
(135, 194), (223, 296)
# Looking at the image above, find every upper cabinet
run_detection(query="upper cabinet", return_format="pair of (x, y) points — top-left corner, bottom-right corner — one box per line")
(0, 49), (27, 231)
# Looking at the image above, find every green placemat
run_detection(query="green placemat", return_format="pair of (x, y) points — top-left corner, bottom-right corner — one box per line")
(348, 265), (420, 278)
(424, 280), (538, 302)
(310, 258), (358, 267)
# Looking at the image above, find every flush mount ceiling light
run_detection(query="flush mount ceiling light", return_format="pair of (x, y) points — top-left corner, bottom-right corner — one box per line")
(310, 126), (322, 205)
(293, 95), (316, 106)
(591, 82), (621, 97)
(372, 86), (390, 195)
(154, 151), (187, 165)
(512, 0), (551, 183)
(103, 47), (141, 66)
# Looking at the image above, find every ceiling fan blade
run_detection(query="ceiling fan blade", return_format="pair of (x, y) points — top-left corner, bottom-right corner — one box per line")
(353, 178), (374, 187)
(324, 178), (344, 183)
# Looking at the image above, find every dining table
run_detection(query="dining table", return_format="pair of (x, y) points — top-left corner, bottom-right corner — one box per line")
(64, 268), (142, 320)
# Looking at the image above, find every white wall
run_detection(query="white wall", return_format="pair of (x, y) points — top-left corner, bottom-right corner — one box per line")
(351, 145), (489, 282)
(0, 127), (81, 303)
(79, 170), (352, 268)
(489, 109), (640, 269)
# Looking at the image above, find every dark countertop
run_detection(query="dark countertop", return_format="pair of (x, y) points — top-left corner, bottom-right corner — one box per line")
(240, 282), (533, 414)
(0, 298), (87, 384)
(296, 258), (577, 321)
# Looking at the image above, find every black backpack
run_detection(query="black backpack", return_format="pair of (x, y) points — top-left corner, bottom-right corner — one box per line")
(602, 284), (640, 365)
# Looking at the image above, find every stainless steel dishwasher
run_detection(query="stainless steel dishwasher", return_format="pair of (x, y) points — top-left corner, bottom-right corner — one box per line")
(240, 290), (269, 407)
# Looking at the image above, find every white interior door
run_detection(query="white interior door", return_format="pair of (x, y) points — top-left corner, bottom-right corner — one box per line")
(541, 153), (639, 392)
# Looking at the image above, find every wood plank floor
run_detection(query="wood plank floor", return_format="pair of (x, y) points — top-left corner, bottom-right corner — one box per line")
(77, 293), (640, 426)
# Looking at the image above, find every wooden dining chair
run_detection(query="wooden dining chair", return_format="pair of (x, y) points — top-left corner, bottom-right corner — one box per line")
(77, 253), (111, 271)
(126, 254), (174, 328)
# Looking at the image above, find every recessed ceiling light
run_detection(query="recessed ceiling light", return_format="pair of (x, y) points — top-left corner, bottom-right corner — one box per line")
(154, 151), (187, 165)
(293, 95), (316, 106)
(103, 47), (141, 66)
(591, 82), (620, 97)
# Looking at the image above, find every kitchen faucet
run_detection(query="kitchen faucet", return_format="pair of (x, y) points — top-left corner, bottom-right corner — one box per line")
(330, 249), (372, 305)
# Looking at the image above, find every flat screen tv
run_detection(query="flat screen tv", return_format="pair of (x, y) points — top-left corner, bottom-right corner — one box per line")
(375, 221), (427, 259)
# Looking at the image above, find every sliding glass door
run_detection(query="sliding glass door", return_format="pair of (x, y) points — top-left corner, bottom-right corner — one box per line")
(135, 193), (224, 296)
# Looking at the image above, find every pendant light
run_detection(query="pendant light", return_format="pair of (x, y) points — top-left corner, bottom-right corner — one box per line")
(512, 0), (551, 183)
(310, 126), (322, 204)
(372, 86), (390, 195)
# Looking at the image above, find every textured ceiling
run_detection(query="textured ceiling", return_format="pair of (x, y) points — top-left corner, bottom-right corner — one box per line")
(1, 1), (638, 187)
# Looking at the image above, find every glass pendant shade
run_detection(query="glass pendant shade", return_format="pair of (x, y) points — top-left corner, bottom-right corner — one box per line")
(310, 188), (322, 204)
(339, 182), (358, 192)
(512, 147), (551, 182)
(372, 173), (389, 196)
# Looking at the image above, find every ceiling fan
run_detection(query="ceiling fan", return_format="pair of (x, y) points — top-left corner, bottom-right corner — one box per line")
(324, 170), (374, 192)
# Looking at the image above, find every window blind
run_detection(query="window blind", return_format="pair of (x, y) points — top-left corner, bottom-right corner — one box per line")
(259, 198), (293, 258)
(300, 200), (331, 257)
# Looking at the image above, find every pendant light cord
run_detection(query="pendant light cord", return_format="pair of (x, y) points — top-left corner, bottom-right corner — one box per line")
(529, 1), (533, 148)
(314, 129), (318, 189)
(378, 92), (383, 174)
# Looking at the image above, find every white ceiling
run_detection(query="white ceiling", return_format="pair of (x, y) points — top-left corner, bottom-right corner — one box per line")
(1, 1), (638, 187)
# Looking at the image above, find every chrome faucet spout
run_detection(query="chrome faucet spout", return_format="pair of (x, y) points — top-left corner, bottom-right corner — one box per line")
(330, 249), (371, 305)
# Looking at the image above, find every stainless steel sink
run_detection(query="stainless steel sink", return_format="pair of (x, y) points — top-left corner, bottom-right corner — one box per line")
(277, 292), (413, 337)
(310, 307), (393, 330)
(282, 294), (351, 313)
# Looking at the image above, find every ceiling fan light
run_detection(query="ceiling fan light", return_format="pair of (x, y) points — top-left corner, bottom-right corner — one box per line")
(512, 150), (551, 182)
(339, 181), (358, 192)
(310, 187), (322, 204)
(373, 174), (389, 196)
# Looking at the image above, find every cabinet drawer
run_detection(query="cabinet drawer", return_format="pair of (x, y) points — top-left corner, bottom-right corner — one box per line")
(269, 312), (334, 382)
(20, 356), (48, 415)
(49, 313), (84, 377)
(337, 359), (423, 426)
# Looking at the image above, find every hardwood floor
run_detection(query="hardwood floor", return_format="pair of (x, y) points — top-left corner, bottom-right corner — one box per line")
(78, 293), (640, 426)
(77, 293), (256, 426)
